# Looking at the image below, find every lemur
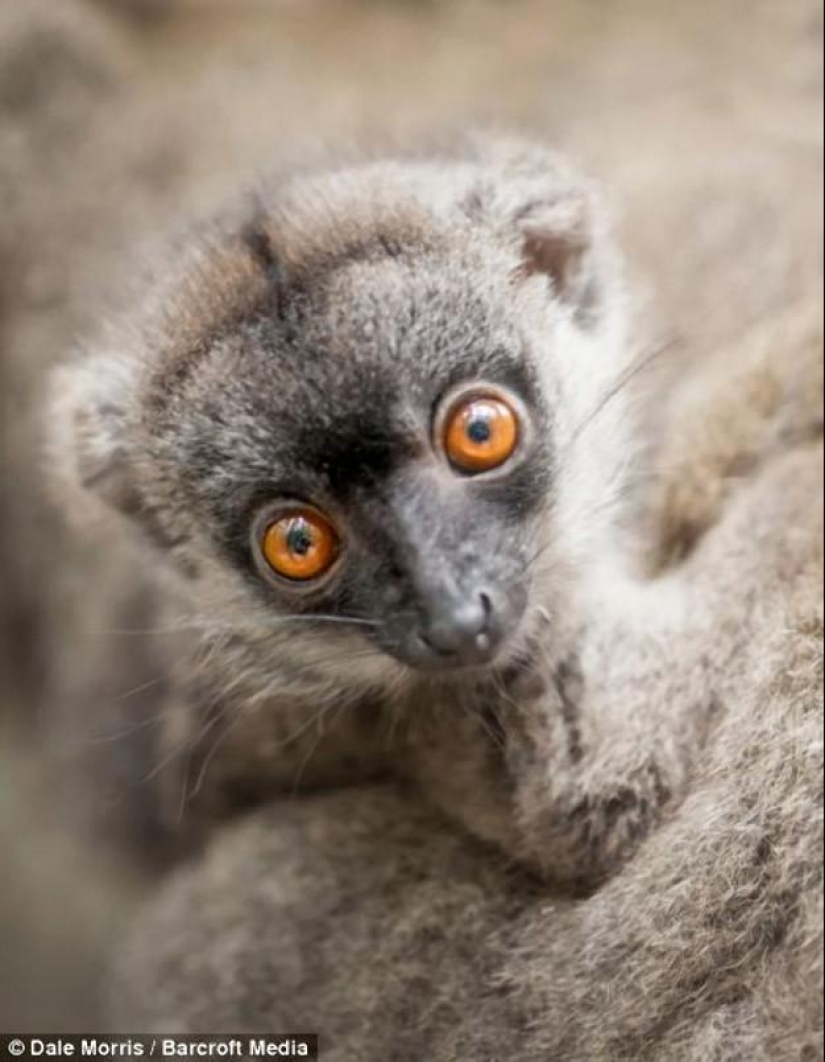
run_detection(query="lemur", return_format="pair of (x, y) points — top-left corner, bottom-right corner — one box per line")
(51, 137), (824, 902)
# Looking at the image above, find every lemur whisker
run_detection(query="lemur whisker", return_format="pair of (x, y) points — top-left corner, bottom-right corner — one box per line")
(183, 709), (247, 810)
(139, 708), (225, 786)
(565, 337), (681, 455)
(92, 613), (381, 636)
(108, 674), (169, 704)
(176, 687), (235, 812)
(290, 701), (344, 799)
(86, 708), (169, 747)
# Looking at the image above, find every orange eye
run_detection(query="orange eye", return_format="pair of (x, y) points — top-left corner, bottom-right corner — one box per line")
(443, 393), (520, 473)
(260, 508), (340, 582)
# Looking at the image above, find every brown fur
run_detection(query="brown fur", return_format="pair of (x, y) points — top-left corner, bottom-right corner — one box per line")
(0, 0), (822, 1050)
(116, 355), (824, 1061)
(649, 302), (824, 571)
(93, 147), (822, 1059)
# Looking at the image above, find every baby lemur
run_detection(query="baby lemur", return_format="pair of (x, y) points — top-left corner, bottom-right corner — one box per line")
(115, 317), (824, 1059)
(52, 136), (821, 905)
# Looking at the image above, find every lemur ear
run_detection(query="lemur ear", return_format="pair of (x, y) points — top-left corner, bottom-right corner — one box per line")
(470, 139), (614, 329)
(48, 353), (144, 526)
(515, 190), (604, 326)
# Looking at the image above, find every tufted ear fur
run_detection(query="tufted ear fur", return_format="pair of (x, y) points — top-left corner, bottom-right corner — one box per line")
(470, 138), (616, 329)
(47, 351), (144, 529)
(516, 190), (606, 327)
(48, 348), (207, 572)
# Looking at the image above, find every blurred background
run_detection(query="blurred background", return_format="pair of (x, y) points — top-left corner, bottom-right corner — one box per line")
(1, 0), (822, 1033)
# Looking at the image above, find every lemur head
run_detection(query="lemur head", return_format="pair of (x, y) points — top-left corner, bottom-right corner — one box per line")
(51, 139), (628, 699)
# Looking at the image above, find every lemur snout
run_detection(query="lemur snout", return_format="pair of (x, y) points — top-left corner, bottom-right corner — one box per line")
(418, 590), (505, 666)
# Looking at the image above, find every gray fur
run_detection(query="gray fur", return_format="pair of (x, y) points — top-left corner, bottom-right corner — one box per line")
(49, 139), (633, 853)
(115, 440), (824, 1061)
(48, 143), (824, 1056)
(0, 0), (820, 1047)
(49, 141), (818, 884)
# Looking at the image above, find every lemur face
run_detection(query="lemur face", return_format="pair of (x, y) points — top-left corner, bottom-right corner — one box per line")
(53, 141), (625, 693)
(155, 253), (552, 672)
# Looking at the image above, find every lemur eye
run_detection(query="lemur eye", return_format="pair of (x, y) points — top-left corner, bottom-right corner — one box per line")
(442, 391), (520, 474)
(260, 507), (340, 582)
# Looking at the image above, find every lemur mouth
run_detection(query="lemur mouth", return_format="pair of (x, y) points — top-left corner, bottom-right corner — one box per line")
(406, 650), (503, 674)
(403, 629), (508, 674)
(403, 590), (506, 671)
(387, 588), (530, 672)
(408, 601), (547, 676)
(418, 629), (498, 665)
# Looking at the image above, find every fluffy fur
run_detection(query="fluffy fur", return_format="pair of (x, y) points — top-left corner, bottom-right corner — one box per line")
(1, 0), (820, 1051)
(116, 351), (824, 1061)
(49, 143), (820, 899)
(46, 143), (824, 1055)
(49, 138), (637, 863)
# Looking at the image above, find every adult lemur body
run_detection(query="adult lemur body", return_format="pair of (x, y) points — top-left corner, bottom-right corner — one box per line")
(51, 139), (824, 1052)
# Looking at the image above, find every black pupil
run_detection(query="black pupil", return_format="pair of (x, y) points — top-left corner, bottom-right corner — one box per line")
(287, 520), (314, 556)
(467, 414), (493, 444)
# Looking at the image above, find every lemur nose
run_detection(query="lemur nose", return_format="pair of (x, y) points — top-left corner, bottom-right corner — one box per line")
(422, 591), (497, 660)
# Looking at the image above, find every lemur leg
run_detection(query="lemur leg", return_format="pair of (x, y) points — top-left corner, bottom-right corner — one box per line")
(505, 532), (823, 1060)
(505, 444), (822, 890)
